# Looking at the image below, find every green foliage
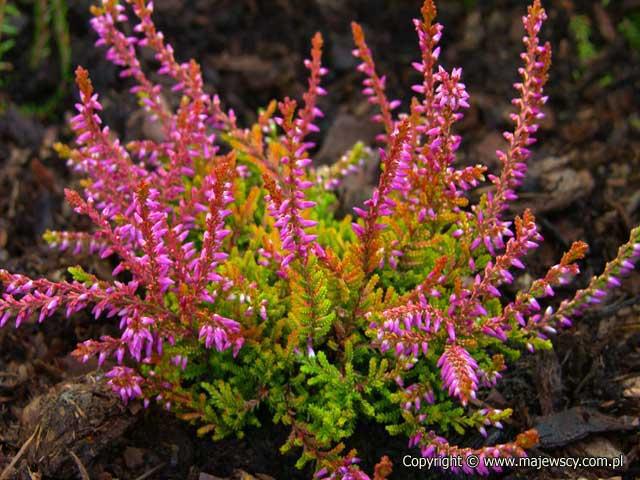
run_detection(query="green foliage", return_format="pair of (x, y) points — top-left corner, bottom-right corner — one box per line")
(67, 265), (98, 285)
(570, 14), (597, 64)
(1, 0), (71, 115)
(619, 12), (640, 52)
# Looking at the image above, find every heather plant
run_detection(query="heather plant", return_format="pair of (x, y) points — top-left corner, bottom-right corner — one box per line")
(1, 0), (639, 478)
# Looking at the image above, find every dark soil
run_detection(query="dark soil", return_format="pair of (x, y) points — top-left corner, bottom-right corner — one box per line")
(1, 1), (639, 479)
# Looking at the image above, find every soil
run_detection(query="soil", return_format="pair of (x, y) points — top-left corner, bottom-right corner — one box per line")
(1, 0), (640, 479)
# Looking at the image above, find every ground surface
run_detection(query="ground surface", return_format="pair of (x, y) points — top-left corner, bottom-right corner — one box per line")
(0, 0), (639, 479)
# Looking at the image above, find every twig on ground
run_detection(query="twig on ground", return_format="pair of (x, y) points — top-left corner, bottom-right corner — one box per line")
(133, 462), (167, 480)
(69, 451), (90, 480)
(0, 428), (38, 480)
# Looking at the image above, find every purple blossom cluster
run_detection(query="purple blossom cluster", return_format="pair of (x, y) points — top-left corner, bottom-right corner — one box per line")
(371, 296), (440, 362)
(472, 2), (552, 251)
(198, 313), (243, 356)
(106, 366), (144, 404)
(264, 34), (328, 272)
(0, 0), (244, 411)
(437, 344), (478, 406)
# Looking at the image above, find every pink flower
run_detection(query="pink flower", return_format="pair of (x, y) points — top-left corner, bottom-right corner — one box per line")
(105, 366), (144, 404)
(437, 344), (478, 405)
(198, 314), (241, 354)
